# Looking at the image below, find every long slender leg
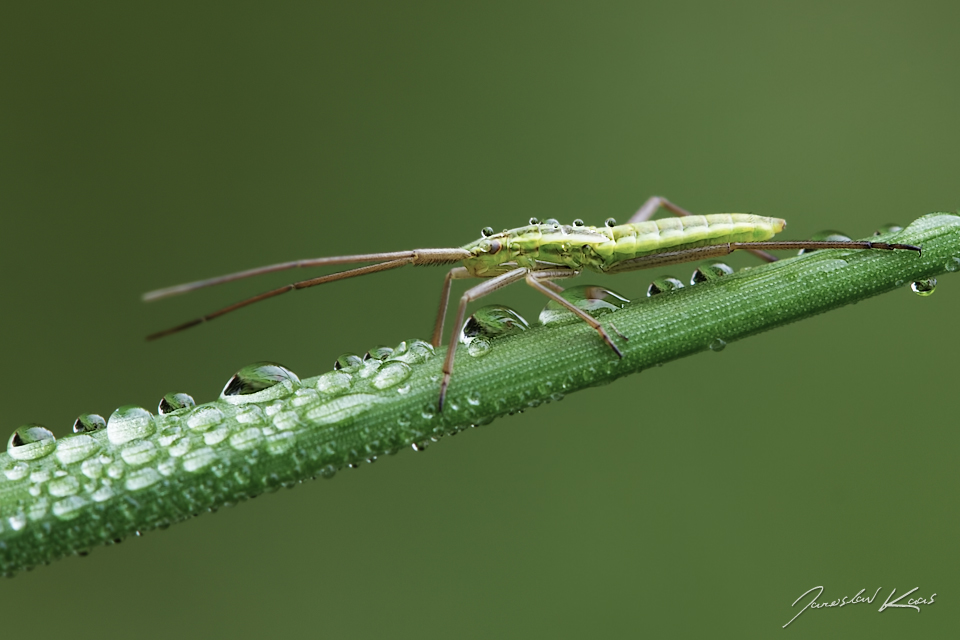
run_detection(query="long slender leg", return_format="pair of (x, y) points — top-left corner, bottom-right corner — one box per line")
(431, 267), (473, 347)
(629, 196), (778, 263)
(604, 240), (920, 275)
(147, 257), (417, 340)
(525, 270), (625, 355)
(439, 268), (529, 410)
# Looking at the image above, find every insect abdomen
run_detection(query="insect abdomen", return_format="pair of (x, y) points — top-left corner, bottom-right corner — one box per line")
(594, 214), (785, 267)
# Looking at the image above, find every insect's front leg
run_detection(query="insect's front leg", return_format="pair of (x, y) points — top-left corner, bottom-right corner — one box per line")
(630, 196), (778, 263)
(524, 270), (626, 355)
(439, 268), (529, 411)
(431, 267), (473, 348)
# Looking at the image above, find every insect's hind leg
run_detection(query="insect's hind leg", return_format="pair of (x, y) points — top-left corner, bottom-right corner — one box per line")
(629, 196), (778, 263)
(431, 267), (474, 348)
(439, 268), (529, 411)
(525, 270), (626, 356)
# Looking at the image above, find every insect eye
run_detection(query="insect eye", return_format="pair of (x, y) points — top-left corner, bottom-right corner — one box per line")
(488, 240), (501, 254)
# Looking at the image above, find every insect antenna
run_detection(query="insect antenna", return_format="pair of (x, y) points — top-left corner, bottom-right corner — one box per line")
(145, 249), (470, 340)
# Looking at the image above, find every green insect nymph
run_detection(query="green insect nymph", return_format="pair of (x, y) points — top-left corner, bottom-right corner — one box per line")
(144, 196), (920, 410)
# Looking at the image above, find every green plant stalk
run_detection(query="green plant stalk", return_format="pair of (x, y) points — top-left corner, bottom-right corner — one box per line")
(1, 213), (958, 576)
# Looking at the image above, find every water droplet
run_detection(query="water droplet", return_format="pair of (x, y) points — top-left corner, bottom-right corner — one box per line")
(481, 226), (494, 237)
(3, 461), (29, 481)
(873, 223), (903, 235)
(52, 496), (88, 520)
(315, 371), (354, 396)
(467, 391), (482, 406)
(333, 353), (363, 372)
(107, 406), (156, 445)
(158, 393), (195, 414)
(265, 431), (296, 455)
(291, 388), (320, 407)
(186, 405), (224, 431)
(91, 484), (114, 502)
(798, 230), (851, 255)
(545, 218), (560, 226)
(690, 260), (735, 285)
(320, 465), (337, 479)
(125, 468), (162, 491)
(538, 285), (629, 325)
(460, 305), (529, 344)
(364, 346), (394, 361)
(372, 362), (412, 390)
(221, 362), (301, 403)
(48, 475), (80, 497)
(386, 340), (435, 364)
(605, 217), (617, 227)
(7, 425), (57, 460)
(305, 394), (382, 425)
(412, 441), (429, 451)
(911, 278), (937, 296)
(56, 434), (101, 465)
(73, 413), (105, 434)
(945, 257), (960, 273)
(229, 427), (264, 451)
(182, 447), (218, 472)
(467, 337), (491, 357)
(80, 458), (102, 479)
(647, 277), (684, 297)
(121, 440), (159, 466)
(572, 218), (584, 226)
(235, 405), (266, 425)
(709, 338), (727, 352)
(529, 217), (540, 225)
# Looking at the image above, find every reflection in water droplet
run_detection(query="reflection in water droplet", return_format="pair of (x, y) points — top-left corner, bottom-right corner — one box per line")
(873, 223), (903, 235)
(690, 260), (735, 285)
(945, 257), (960, 273)
(709, 338), (727, 352)
(467, 337), (491, 357)
(107, 406), (156, 445)
(911, 278), (937, 297)
(7, 425), (56, 461)
(221, 362), (301, 403)
(538, 285), (629, 325)
(333, 354), (363, 372)
(647, 277), (684, 297)
(56, 435), (101, 465)
(372, 362), (412, 390)
(158, 393), (196, 414)
(73, 414), (105, 434)
(364, 346), (394, 361)
(798, 230), (851, 255)
(460, 305), (529, 344)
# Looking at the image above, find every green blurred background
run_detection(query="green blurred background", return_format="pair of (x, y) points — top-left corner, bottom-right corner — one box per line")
(2, 1), (957, 636)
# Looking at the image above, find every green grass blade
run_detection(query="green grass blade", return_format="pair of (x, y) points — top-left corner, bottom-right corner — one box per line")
(1, 212), (958, 576)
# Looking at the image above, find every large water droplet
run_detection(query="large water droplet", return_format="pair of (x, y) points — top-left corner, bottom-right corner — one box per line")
(158, 393), (196, 415)
(56, 435), (101, 465)
(647, 277), (684, 297)
(538, 285), (629, 325)
(7, 425), (57, 460)
(107, 406), (156, 445)
(798, 230), (851, 255)
(911, 278), (937, 296)
(364, 346), (394, 361)
(73, 414), (105, 434)
(221, 362), (301, 403)
(709, 338), (727, 352)
(690, 260), (735, 285)
(372, 362), (412, 390)
(460, 305), (529, 344)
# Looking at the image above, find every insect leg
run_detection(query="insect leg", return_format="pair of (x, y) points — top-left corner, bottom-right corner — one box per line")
(628, 196), (778, 263)
(146, 257), (417, 340)
(439, 268), (529, 411)
(525, 270), (625, 356)
(431, 267), (474, 348)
